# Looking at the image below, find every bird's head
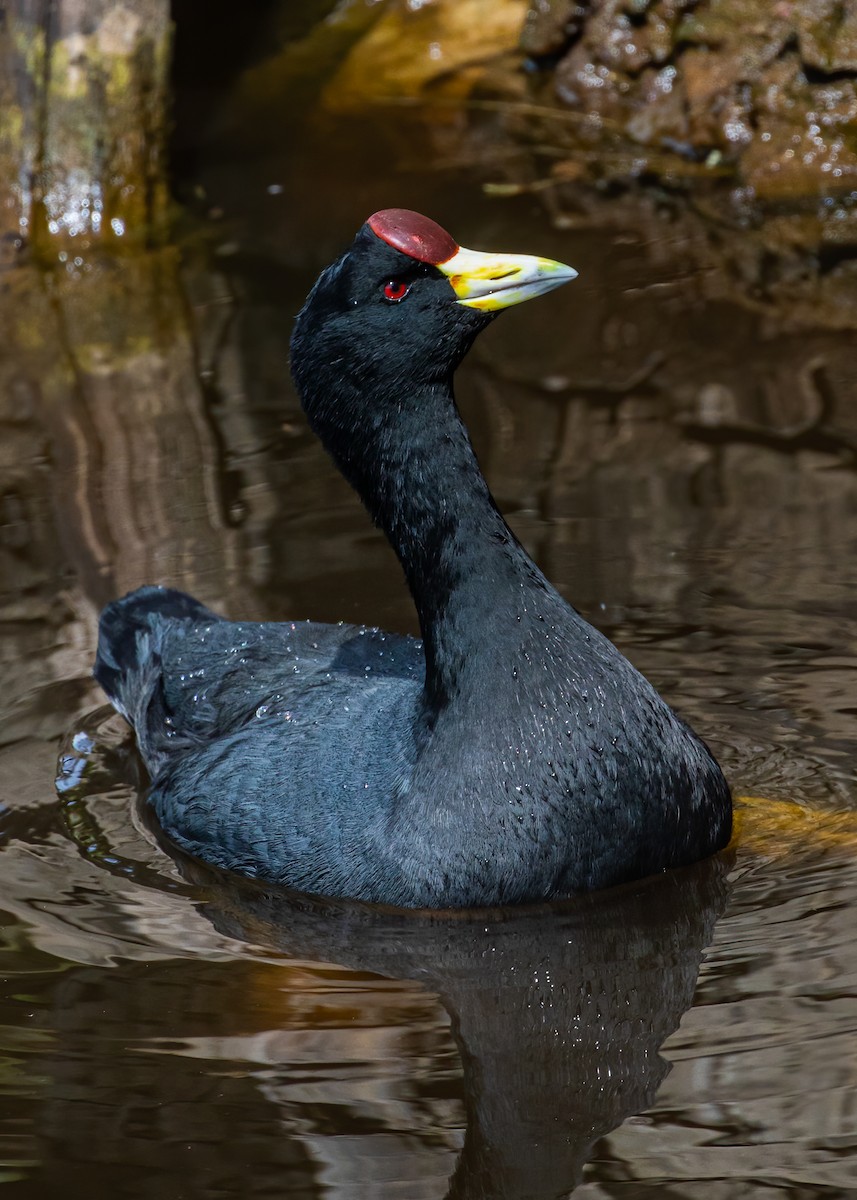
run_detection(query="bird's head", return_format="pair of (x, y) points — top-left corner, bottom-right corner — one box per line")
(290, 209), (577, 411)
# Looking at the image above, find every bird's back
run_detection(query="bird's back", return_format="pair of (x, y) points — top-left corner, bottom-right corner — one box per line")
(95, 587), (426, 896)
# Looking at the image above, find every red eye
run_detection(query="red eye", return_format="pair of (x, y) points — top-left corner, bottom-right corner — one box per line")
(383, 280), (410, 302)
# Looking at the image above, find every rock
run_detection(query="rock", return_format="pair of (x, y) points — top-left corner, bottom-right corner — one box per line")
(520, 0), (580, 58)
(323, 0), (530, 112)
(546, 0), (857, 203)
(798, 0), (857, 72)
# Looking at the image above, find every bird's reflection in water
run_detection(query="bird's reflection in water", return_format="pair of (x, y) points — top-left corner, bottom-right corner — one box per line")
(180, 845), (731, 1199)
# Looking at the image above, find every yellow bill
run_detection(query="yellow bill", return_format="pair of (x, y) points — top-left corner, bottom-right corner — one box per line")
(438, 246), (578, 311)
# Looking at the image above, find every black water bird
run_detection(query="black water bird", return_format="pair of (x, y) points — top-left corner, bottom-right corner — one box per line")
(94, 209), (732, 907)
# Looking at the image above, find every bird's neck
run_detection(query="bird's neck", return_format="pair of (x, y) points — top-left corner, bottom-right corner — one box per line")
(326, 381), (553, 713)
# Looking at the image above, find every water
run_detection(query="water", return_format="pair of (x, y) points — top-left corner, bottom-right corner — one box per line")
(2, 9), (857, 1197)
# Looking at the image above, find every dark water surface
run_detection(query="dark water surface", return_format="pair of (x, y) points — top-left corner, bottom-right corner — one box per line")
(2, 16), (857, 1198)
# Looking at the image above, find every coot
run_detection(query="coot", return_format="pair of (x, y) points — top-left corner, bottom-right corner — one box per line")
(94, 209), (732, 907)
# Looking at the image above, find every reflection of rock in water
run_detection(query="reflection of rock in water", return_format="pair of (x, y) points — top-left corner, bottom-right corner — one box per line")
(2, 252), (244, 609)
(0, 247), (262, 750)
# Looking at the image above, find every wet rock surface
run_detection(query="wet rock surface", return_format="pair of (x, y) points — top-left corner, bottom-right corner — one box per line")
(498, 3), (856, 334)
(527, 0), (857, 194)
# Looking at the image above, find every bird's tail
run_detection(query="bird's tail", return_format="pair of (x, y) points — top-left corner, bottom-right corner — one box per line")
(94, 586), (219, 738)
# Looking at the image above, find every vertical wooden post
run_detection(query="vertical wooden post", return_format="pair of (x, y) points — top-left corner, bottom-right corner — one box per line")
(1, 0), (171, 258)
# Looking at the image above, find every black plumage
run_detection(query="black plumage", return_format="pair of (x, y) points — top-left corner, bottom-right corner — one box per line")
(94, 210), (732, 907)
